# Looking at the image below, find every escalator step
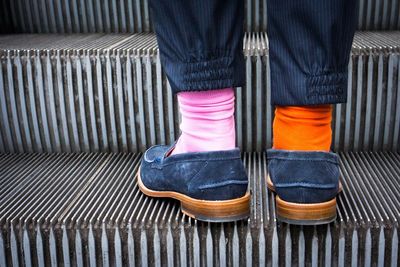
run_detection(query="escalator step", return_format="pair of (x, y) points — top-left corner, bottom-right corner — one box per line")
(0, 152), (399, 265)
(0, 32), (399, 153)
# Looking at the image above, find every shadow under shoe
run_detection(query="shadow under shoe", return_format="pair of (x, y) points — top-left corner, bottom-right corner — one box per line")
(266, 149), (342, 225)
(138, 144), (250, 222)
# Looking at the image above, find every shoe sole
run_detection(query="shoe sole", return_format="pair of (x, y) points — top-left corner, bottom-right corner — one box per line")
(137, 171), (250, 222)
(266, 175), (341, 225)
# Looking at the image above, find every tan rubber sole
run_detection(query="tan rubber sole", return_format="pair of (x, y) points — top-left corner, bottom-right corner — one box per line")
(137, 172), (250, 222)
(266, 174), (340, 225)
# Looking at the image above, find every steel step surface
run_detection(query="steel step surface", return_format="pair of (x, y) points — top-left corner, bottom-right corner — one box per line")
(0, 152), (399, 266)
(0, 32), (399, 153)
(0, 0), (399, 34)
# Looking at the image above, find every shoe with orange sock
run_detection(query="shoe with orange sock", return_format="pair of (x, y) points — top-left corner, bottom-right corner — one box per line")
(267, 105), (342, 225)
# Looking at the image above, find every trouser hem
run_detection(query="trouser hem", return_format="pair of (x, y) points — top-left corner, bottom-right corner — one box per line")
(271, 70), (348, 106)
(165, 53), (245, 94)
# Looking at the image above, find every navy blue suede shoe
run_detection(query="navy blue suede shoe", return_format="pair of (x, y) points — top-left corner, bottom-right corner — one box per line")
(266, 149), (342, 225)
(138, 144), (250, 222)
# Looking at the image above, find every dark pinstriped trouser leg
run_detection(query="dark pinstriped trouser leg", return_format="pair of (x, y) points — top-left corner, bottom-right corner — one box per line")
(148, 0), (246, 94)
(267, 0), (358, 105)
(149, 0), (358, 106)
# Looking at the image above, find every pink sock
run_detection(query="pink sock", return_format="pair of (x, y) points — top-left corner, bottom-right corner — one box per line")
(171, 88), (236, 155)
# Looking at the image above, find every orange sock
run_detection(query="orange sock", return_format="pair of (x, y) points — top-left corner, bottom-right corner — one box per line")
(272, 105), (332, 152)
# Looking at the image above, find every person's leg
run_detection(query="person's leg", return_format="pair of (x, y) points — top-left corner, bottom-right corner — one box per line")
(138, 0), (250, 222)
(172, 88), (236, 155)
(266, 0), (358, 224)
(149, 0), (244, 154)
(272, 105), (332, 151)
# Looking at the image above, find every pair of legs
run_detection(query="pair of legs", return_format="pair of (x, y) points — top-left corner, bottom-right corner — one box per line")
(138, 0), (358, 224)
(150, 0), (357, 154)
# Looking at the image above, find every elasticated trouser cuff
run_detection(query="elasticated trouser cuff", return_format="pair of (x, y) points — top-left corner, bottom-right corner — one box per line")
(162, 51), (245, 93)
(266, 0), (358, 105)
(270, 70), (349, 105)
(149, 0), (246, 95)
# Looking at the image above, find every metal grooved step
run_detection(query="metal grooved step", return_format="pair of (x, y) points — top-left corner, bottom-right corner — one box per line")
(0, 0), (398, 34)
(0, 152), (399, 266)
(0, 32), (399, 153)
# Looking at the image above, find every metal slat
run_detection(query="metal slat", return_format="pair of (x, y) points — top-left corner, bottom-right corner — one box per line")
(55, 51), (71, 152)
(0, 60), (15, 153)
(65, 52), (80, 151)
(394, 59), (400, 151)
(75, 53), (90, 151)
(5, 53), (23, 153)
(116, 51), (128, 151)
(45, 51), (61, 152)
(35, 51), (52, 152)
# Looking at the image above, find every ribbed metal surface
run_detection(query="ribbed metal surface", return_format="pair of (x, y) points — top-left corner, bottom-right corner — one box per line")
(0, 0), (399, 34)
(244, 0), (400, 32)
(0, 32), (399, 153)
(334, 32), (400, 152)
(0, 152), (399, 266)
(0, 0), (152, 34)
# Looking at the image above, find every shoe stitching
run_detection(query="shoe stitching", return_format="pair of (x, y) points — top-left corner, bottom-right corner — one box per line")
(274, 182), (337, 189)
(266, 150), (337, 155)
(267, 156), (338, 164)
(187, 161), (209, 190)
(161, 157), (241, 167)
(198, 180), (248, 190)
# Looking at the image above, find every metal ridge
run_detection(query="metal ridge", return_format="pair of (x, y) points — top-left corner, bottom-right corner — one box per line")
(0, 32), (400, 55)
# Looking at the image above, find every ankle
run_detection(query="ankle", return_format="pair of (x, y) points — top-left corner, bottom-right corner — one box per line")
(171, 88), (236, 155)
(272, 105), (332, 152)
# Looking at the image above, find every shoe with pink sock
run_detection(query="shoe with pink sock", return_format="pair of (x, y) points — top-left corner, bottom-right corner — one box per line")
(138, 88), (250, 222)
